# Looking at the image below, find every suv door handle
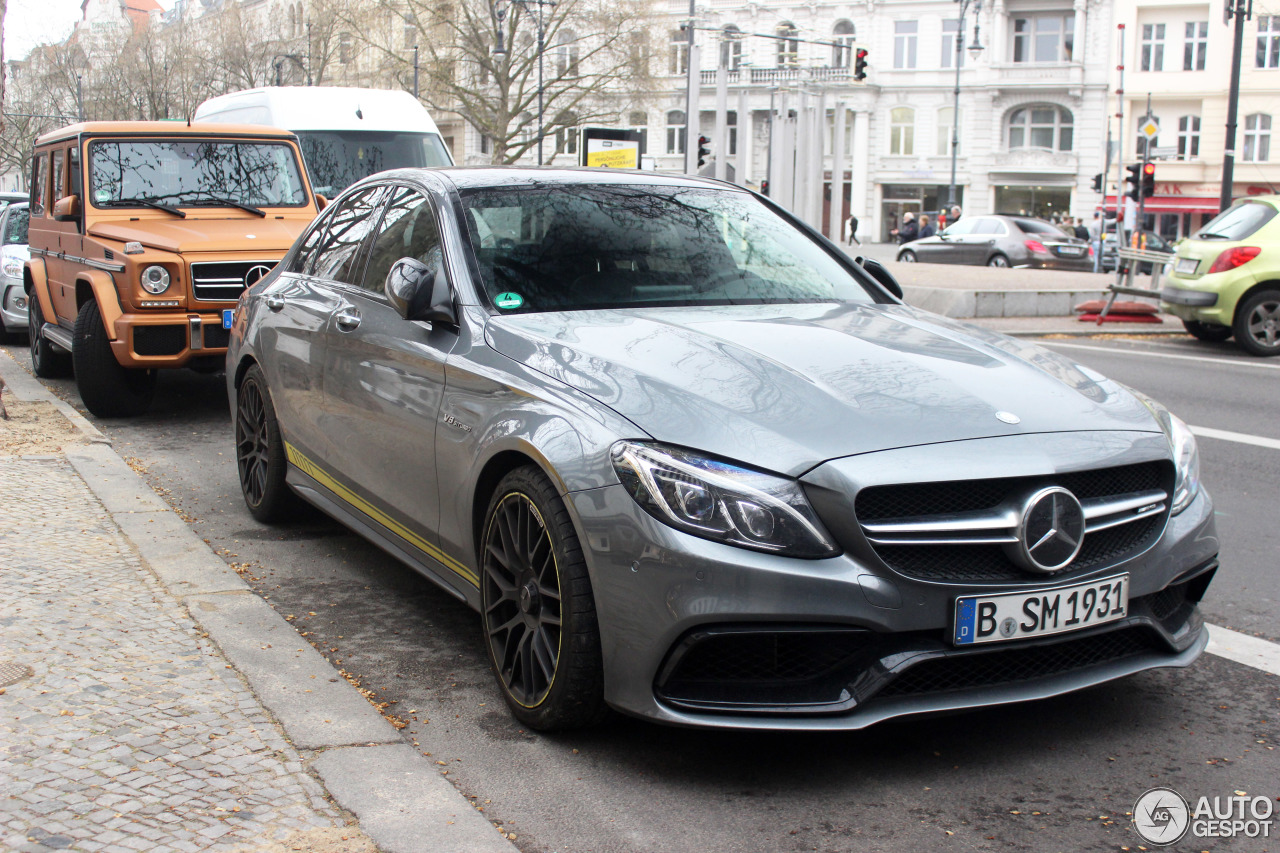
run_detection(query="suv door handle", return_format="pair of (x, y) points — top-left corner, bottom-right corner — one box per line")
(335, 309), (361, 331)
(264, 295), (285, 311)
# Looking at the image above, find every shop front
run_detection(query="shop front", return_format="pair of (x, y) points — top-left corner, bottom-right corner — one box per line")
(1102, 182), (1269, 241)
(880, 183), (962, 241)
(993, 183), (1073, 221)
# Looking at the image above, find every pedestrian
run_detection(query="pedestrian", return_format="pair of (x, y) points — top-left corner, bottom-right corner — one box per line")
(891, 211), (918, 244)
(918, 214), (935, 239)
(846, 213), (860, 246)
(1073, 217), (1089, 241)
(949, 205), (962, 224)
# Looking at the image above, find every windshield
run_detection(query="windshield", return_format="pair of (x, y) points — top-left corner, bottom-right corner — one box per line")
(3, 207), (28, 244)
(461, 184), (878, 313)
(88, 140), (309, 208)
(1194, 201), (1278, 240)
(297, 131), (453, 196)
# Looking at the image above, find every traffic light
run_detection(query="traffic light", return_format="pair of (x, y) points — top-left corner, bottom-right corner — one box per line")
(697, 135), (710, 168)
(1141, 162), (1156, 198)
(1125, 163), (1143, 201)
(854, 48), (869, 81)
(760, 179), (770, 197)
(1091, 173), (1103, 193)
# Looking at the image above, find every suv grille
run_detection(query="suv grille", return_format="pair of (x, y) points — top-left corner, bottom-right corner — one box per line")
(855, 462), (1171, 582)
(190, 261), (275, 302)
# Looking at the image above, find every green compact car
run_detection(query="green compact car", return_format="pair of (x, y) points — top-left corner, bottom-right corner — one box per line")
(1161, 195), (1280, 356)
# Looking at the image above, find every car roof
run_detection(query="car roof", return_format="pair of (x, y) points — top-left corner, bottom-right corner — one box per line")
(354, 166), (749, 194)
(35, 121), (300, 146)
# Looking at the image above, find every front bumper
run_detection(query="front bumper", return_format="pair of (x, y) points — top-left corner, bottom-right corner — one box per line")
(108, 311), (233, 368)
(0, 279), (27, 331)
(570, 434), (1218, 730)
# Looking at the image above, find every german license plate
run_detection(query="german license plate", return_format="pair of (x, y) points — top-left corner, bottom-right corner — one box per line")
(1057, 245), (1084, 256)
(222, 309), (234, 329)
(953, 575), (1128, 646)
(1176, 257), (1198, 274)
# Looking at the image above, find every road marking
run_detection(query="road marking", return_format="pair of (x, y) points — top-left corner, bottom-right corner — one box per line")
(1206, 624), (1280, 677)
(1191, 425), (1280, 451)
(1040, 340), (1280, 370)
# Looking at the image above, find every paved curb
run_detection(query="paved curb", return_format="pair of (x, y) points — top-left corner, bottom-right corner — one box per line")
(0, 349), (517, 853)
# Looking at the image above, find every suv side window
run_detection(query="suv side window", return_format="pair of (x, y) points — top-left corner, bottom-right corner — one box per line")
(361, 187), (441, 295)
(307, 187), (384, 285)
(51, 150), (65, 203)
(30, 154), (46, 217)
(68, 146), (82, 200)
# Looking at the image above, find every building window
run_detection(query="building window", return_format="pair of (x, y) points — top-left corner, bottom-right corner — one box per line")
(404, 19), (416, 49)
(666, 110), (686, 155)
(1007, 105), (1074, 151)
(480, 134), (492, 155)
(1140, 23), (1165, 71)
(894, 21), (918, 69)
(1012, 14), (1075, 63)
(777, 23), (799, 67)
(555, 112), (579, 156)
(339, 32), (352, 64)
(557, 29), (579, 76)
(669, 30), (687, 75)
(721, 25), (742, 70)
(727, 110), (738, 156)
(941, 19), (964, 68)
(1184, 21), (1207, 70)
(832, 20), (854, 68)
(1177, 115), (1200, 159)
(890, 107), (914, 155)
(1244, 113), (1272, 161)
(937, 106), (959, 156)
(629, 111), (648, 151)
(1259, 16), (1280, 67)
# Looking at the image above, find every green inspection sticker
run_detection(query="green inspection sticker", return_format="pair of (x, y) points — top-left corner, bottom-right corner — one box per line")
(494, 292), (524, 310)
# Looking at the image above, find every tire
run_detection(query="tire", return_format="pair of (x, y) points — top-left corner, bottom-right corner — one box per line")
(897, 250), (917, 263)
(987, 254), (1010, 268)
(1182, 319), (1233, 343)
(235, 364), (303, 523)
(480, 466), (606, 731)
(72, 300), (156, 417)
(1233, 288), (1280, 357)
(28, 296), (71, 378)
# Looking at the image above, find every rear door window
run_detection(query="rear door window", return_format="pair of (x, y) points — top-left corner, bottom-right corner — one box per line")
(30, 154), (46, 217)
(306, 187), (385, 284)
(1194, 202), (1277, 241)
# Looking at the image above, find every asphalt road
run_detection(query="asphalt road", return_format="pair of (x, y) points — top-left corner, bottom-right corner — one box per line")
(4, 330), (1277, 853)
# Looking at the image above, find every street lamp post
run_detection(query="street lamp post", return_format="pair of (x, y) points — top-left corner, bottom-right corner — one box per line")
(493, 0), (557, 166)
(947, 0), (984, 211)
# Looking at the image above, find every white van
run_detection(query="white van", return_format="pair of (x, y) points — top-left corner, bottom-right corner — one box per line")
(194, 86), (454, 196)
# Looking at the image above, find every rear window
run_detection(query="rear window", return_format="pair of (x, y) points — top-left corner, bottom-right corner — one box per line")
(1194, 201), (1278, 241)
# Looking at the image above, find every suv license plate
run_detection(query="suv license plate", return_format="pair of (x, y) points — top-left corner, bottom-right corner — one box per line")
(222, 309), (234, 330)
(1176, 257), (1198, 274)
(953, 575), (1128, 646)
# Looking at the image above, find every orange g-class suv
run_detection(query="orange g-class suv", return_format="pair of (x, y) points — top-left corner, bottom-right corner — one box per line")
(24, 122), (322, 416)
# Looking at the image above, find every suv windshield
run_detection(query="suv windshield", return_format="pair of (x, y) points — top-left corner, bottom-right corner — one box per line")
(88, 140), (309, 208)
(3, 206), (29, 245)
(1194, 201), (1278, 240)
(298, 131), (452, 196)
(461, 184), (877, 313)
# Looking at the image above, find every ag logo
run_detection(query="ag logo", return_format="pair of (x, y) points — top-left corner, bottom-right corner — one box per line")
(1133, 787), (1190, 846)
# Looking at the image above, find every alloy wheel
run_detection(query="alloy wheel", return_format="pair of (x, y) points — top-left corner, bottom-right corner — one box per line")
(1245, 297), (1280, 351)
(236, 378), (271, 507)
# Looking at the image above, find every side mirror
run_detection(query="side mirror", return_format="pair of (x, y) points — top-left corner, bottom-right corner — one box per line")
(857, 256), (904, 301)
(385, 257), (457, 327)
(53, 195), (80, 222)
(315, 194), (328, 211)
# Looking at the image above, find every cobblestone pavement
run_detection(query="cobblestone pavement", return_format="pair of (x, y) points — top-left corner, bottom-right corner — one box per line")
(0, 456), (352, 852)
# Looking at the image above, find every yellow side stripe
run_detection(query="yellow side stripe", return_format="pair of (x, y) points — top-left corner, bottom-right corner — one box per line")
(285, 442), (479, 586)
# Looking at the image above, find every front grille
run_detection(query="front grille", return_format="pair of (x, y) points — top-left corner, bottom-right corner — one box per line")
(191, 261), (275, 302)
(874, 628), (1161, 699)
(856, 462), (1170, 583)
(133, 325), (186, 356)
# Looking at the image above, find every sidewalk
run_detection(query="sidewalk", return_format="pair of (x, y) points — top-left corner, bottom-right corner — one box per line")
(0, 352), (515, 853)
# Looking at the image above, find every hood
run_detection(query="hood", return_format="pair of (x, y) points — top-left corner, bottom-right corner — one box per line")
(88, 217), (308, 254)
(485, 303), (1162, 475)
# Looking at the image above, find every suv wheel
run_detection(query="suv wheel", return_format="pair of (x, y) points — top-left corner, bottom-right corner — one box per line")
(1182, 319), (1233, 343)
(28, 298), (71, 378)
(480, 466), (606, 730)
(72, 300), (156, 416)
(1234, 289), (1280, 357)
(235, 364), (303, 523)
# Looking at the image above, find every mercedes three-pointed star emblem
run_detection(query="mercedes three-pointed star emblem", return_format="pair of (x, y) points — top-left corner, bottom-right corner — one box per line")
(1012, 486), (1086, 573)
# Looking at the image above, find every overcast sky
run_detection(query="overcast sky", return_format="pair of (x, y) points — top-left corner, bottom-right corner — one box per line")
(4, 0), (177, 61)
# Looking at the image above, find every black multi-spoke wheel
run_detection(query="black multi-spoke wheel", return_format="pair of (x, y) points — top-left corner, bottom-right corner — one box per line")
(235, 365), (300, 523)
(481, 466), (605, 730)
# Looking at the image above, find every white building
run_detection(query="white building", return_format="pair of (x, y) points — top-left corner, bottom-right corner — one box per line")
(644, 0), (1115, 242)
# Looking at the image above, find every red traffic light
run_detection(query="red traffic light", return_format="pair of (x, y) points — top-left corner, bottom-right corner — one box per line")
(1143, 162), (1156, 176)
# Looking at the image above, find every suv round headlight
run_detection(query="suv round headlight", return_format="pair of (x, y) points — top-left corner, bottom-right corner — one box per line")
(140, 265), (171, 295)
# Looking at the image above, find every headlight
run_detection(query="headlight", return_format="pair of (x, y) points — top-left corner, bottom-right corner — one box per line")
(1128, 387), (1200, 514)
(611, 441), (839, 558)
(1, 255), (22, 278)
(140, 265), (171, 294)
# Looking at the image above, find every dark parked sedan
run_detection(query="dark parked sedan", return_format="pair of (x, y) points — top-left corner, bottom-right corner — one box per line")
(228, 168), (1216, 731)
(898, 214), (1095, 270)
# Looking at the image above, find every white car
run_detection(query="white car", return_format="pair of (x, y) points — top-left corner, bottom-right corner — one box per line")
(0, 202), (30, 340)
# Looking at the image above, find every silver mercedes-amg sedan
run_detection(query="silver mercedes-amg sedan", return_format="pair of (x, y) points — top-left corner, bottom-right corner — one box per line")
(226, 168), (1217, 731)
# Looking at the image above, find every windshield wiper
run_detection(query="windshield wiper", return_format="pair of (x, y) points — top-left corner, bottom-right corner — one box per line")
(100, 197), (186, 218)
(183, 195), (267, 217)
(1194, 231), (1230, 239)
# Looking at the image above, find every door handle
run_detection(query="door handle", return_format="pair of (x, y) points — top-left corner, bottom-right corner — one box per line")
(264, 295), (285, 311)
(335, 309), (361, 331)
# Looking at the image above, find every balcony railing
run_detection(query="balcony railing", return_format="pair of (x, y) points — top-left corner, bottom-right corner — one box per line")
(697, 66), (851, 85)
